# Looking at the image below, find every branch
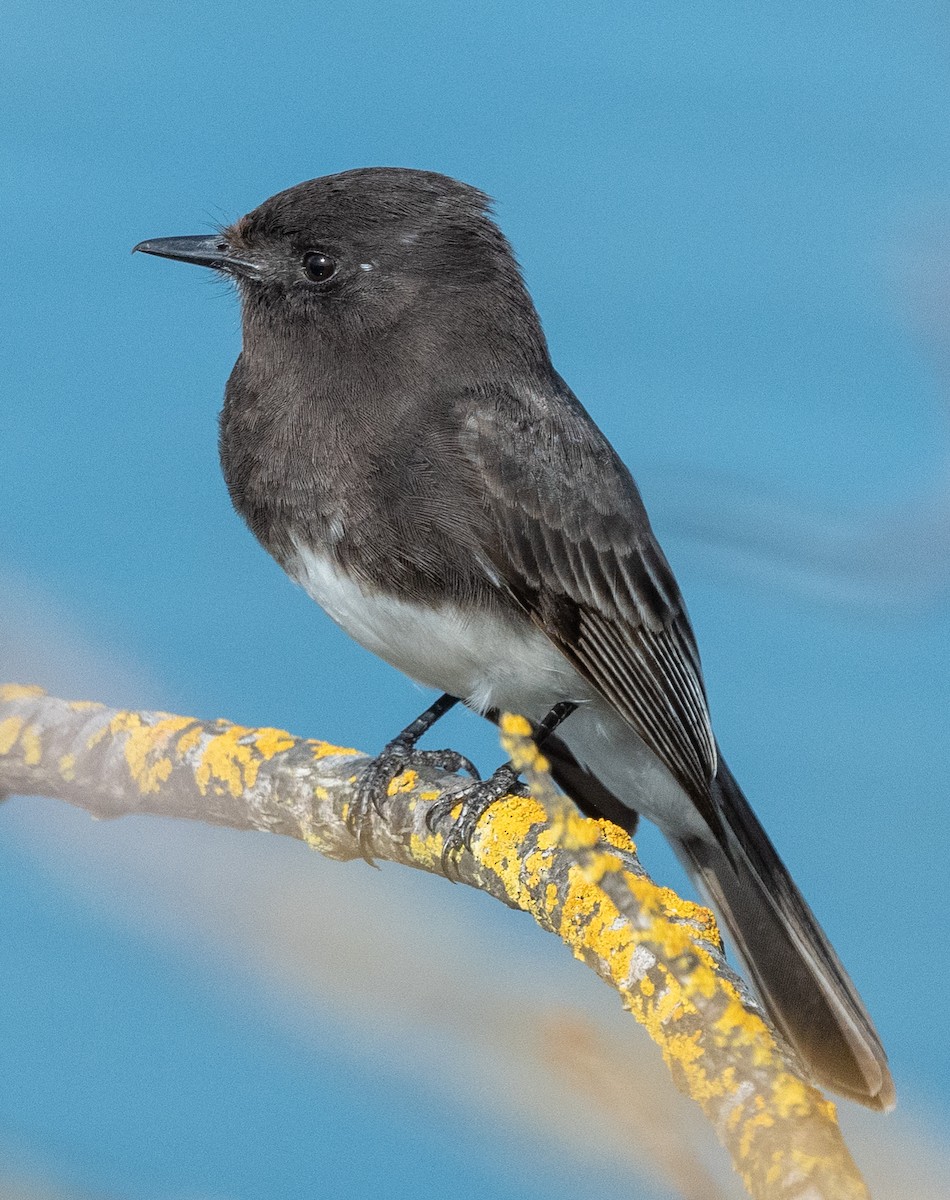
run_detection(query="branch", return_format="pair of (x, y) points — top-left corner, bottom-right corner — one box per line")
(0, 683), (870, 1200)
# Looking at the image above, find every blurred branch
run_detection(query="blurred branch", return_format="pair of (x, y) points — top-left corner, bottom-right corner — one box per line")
(644, 461), (950, 614)
(0, 683), (870, 1200)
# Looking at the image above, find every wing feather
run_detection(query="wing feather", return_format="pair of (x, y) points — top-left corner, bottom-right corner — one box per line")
(460, 381), (721, 829)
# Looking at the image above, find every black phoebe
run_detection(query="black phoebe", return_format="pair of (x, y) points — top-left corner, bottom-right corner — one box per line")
(134, 168), (893, 1110)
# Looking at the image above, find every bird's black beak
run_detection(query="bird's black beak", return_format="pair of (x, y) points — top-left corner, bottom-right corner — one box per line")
(132, 234), (257, 274)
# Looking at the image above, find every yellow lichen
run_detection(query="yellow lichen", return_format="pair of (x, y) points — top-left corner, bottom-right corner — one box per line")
(110, 712), (193, 794)
(310, 739), (358, 760)
(85, 721), (109, 749)
(189, 720), (294, 793)
(387, 768), (418, 796)
(623, 869), (721, 949)
(499, 711), (532, 740)
(498, 712), (560, 812)
(537, 806), (602, 854)
(623, 871), (714, 959)
(253, 727), (296, 758)
(194, 724), (260, 797)
(596, 817), (637, 854)
(647, 975), (687, 1029)
(580, 848), (625, 884)
(409, 826), (446, 870)
(664, 1027), (706, 1072)
(59, 753), (76, 781)
(770, 1073), (834, 1121)
(175, 724), (204, 756)
(523, 847), (550, 890)
(297, 822), (338, 855)
(20, 725), (42, 766)
(714, 995), (772, 1053)
(558, 863), (634, 982)
(0, 684), (45, 701)
(0, 716), (24, 756)
(737, 1107), (776, 1160)
(508, 734), (549, 777)
(472, 794), (548, 904)
(531, 838), (795, 1124)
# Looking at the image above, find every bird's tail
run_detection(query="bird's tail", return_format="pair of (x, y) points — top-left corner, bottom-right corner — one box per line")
(675, 759), (894, 1110)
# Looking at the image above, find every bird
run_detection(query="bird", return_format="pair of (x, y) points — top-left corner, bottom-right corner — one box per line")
(134, 167), (894, 1110)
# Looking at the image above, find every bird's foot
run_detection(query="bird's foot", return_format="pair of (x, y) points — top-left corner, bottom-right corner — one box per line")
(425, 762), (527, 881)
(349, 738), (479, 865)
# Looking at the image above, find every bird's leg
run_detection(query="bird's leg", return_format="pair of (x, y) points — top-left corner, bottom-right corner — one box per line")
(350, 693), (480, 861)
(532, 700), (579, 747)
(427, 700), (579, 879)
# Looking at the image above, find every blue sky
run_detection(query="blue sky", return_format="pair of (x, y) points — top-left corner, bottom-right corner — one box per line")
(2, 2), (950, 1197)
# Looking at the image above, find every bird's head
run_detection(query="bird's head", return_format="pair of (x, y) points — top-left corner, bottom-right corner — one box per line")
(134, 168), (547, 362)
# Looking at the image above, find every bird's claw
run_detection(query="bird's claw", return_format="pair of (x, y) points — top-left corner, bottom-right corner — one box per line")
(426, 763), (526, 881)
(349, 741), (480, 864)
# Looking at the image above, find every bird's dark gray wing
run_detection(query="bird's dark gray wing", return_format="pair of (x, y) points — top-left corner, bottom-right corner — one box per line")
(458, 381), (721, 837)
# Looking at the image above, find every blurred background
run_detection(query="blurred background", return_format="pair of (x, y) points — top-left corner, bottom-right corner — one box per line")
(2, 2), (950, 1197)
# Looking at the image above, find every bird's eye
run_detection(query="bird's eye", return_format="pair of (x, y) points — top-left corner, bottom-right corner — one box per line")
(303, 251), (337, 282)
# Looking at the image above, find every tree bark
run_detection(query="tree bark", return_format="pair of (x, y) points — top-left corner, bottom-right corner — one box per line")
(0, 683), (871, 1200)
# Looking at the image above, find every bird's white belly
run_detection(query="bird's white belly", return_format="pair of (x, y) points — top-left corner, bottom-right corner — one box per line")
(289, 545), (580, 716)
(289, 544), (706, 838)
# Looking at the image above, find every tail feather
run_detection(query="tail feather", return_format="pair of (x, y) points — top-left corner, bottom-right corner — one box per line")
(677, 759), (894, 1110)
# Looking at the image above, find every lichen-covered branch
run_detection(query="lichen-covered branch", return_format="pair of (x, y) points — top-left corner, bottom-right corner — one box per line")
(0, 683), (870, 1200)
